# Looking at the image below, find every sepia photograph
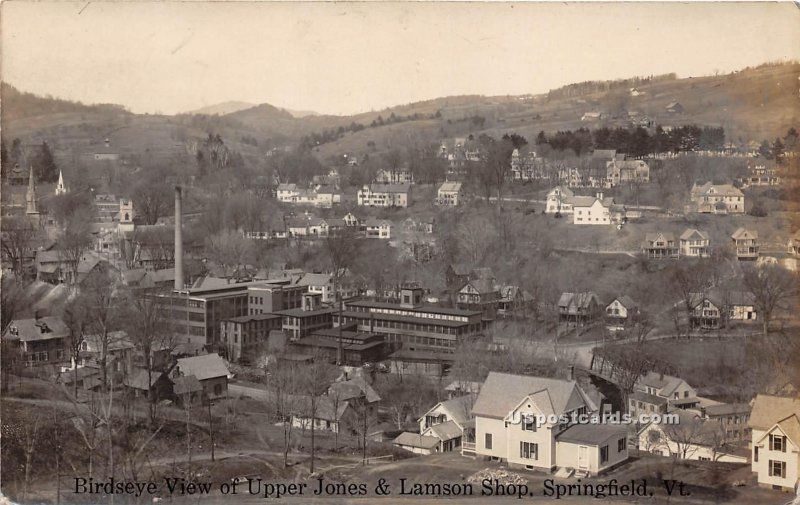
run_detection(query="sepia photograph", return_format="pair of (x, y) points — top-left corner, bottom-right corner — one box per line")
(1, 1), (799, 504)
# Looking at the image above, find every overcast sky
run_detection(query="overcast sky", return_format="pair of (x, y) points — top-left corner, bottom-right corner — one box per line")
(2, 2), (799, 116)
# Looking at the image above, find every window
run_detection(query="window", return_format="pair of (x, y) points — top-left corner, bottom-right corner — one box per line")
(522, 416), (537, 432)
(769, 434), (786, 452)
(600, 445), (609, 463)
(618, 438), (626, 452)
(698, 457), (710, 461)
(520, 442), (538, 460)
(769, 460), (786, 478)
(484, 433), (493, 450)
(754, 446), (758, 462)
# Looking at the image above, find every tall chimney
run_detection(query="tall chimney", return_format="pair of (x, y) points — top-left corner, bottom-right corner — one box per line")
(174, 186), (184, 290)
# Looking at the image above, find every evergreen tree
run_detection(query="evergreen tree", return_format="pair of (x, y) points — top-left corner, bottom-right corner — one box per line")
(34, 141), (58, 182)
(772, 137), (785, 163)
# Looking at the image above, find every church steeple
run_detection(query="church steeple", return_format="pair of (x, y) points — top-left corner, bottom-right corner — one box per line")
(55, 169), (68, 195)
(26, 166), (38, 214)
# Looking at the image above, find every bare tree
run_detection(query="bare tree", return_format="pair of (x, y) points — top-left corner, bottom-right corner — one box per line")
(81, 264), (123, 391)
(1, 217), (37, 279)
(271, 357), (299, 468)
(58, 216), (93, 287)
(742, 264), (797, 336)
(22, 412), (42, 500)
(205, 229), (254, 281)
(669, 262), (711, 338)
(297, 352), (337, 473)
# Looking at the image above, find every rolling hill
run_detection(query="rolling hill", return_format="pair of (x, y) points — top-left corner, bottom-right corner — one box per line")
(2, 61), (798, 171)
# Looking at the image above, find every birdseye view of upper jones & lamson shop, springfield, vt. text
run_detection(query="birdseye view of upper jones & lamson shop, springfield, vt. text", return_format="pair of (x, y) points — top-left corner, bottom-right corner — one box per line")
(1, 3), (800, 504)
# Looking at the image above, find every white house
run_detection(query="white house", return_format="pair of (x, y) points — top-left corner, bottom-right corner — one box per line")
(470, 372), (628, 476)
(638, 410), (747, 463)
(376, 168), (414, 184)
(636, 372), (698, 410)
(357, 184), (411, 208)
(571, 193), (617, 225)
(364, 219), (392, 239)
(437, 181), (464, 206)
(679, 229), (710, 257)
(418, 395), (474, 452)
(749, 394), (800, 492)
(545, 186), (574, 214)
(277, 183), (299, 202)
(605, 296), (638, 330)
(297, 272), (334, 303)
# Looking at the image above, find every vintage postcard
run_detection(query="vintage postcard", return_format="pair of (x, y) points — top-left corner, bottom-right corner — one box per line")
(1, 1), (799, 504)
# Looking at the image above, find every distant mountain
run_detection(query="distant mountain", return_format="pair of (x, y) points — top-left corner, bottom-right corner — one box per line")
(282, 108), (321, 118)
(225, 103), (295, 122)
(186, 101), (256, 116)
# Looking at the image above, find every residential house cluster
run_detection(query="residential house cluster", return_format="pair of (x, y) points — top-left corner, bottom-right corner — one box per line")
(276, 183), (342, 208)
(357, 183), (411, 208)
(641, 229), (711, 259)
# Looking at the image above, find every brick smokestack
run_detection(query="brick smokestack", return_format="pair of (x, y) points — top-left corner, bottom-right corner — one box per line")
(174, 186), (184, 290)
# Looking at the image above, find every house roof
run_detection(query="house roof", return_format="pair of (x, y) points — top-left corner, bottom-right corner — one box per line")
(680, 228), (709, 241)
(630, 391), (668, 406)
(749, 394), (800, 431)
(609, 295), (637, 311)
(644, 232), (675, 243)
(438, 181), (462, 193)
(422, 395), (474, 427)
(426, 420), (463, 441)
(392, 432), (440, 449)
(472, 372), (596, 420)
(298, 272), (332, 286)
(556, 423), (628, 446)
(461, 278), (498, 295)
(173, 375), (203, 395)
(329, 376), (381, 404)
(3, 316), (70, 342)
(292, 395), (350, 422)
(731, 227), (757, 240)
(704, 402), (751, 417)
(444, 380), (482, 394)
(365, 183), (411, 194)
(775, 415), (800, 448)
(638, 372), (689, 397)
(124, 368), (169, 391)
(558, 292), (600, 310)
(176, 353), (229, 381)
(547, 186), (574, 198)
(364, 218), (391, 227)
(592, 149), (617, 160)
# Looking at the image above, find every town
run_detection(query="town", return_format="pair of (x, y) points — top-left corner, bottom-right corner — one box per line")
(2, 5), (800, 504)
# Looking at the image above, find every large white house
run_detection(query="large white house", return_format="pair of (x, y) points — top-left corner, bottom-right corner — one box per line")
(690, 182), (745, 214)
(571, 193), (620, 225)
(606, 160), (650, 187)
(470, 372), (628, 476)
(357, 184), (411, 208)
(679, 229), (710, 257)
(749, 394), (800, 492)
(545, 186), (574, 214)
(638, 410), (747, 463)
(436, 181), (463, 206)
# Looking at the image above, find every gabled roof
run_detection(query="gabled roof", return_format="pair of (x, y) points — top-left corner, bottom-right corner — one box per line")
(749, 394), (800, 431)
(731, 227), (757, 240)
(438, 181), (462, 193)
(638, 371), (690, 397)
(680, 228), (709, 241)
(298, 272), (332, 286)
(328, 376), (381, 404)
(547, 186), (574, 198)
(460, 278), (497, 295)
(3, 316), (70, 342)
(421, 394), (474, 427)
(364, 183), (411, 194)
(644, 232), (675, 243)
(704, 402), (751, 417)
(176, 353), (229, 381)
(630, 391), (668, 406)
(558, 292), (600, 310)
(292, 395), (350, 422)
(557, 423), (628, 446)
(425, 420), (463, 441)
(472, 372), (596, 420)
(393, 432), (440, 449)
(608, 296), (637, 310)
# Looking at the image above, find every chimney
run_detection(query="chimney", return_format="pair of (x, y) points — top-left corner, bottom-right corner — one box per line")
(568, 365), (575, 381)
(174, 186), (184, 290)
(34, 310), (40, 321)
(597, 192), (603, 201)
